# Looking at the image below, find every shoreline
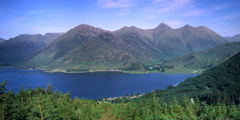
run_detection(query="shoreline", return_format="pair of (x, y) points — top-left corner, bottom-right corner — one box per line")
(0, 66), (200, 74)
(42, 69), (201, 74)
(43, 69), (162, 74)
(44, 69), (124, 74)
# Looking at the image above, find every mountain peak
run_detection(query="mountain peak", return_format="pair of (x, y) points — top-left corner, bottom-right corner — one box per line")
(183, 24), (193, 28)
(73, 24), (108, 32)
(121, 26), (141, 30)
(114, 26), (143, 34)
(75, 24), (100, 30)
(67, 24), (105, 36)
(180, 24), (195, 31)
(155, 23), (172, 30)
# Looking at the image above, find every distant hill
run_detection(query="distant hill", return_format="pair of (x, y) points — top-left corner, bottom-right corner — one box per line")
(226, 34), (240, 42)
(0, 33), (63, 65)
(144, 52), (240, 104)
(0, 38), (5, 43)
(163, 42), (240, 73)
(19, 23), (227, 71)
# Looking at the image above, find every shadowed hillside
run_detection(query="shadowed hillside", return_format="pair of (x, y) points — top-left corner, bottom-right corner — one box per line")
(19, 23), (227, 71)
(0, 33), (63, 65)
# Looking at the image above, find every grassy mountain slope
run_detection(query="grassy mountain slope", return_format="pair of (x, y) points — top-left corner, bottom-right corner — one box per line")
(20, 25), (105, 67)
(144, 52), (240, 104)
(20, 23), (227, 71)
(115, 23), (227, 58)
(164, 42), (240, 73)
(22, 32), (166, 71)
(0, 33), (62, 65)
(148, 24), (227, 57)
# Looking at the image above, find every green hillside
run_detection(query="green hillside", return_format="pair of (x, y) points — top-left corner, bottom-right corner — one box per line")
(19, 23), (227, 72)
(163, 42), (240, 73)
(149, 24), (227, 57)
(143, 52), (240, 104)
(21, 32), (165, 71)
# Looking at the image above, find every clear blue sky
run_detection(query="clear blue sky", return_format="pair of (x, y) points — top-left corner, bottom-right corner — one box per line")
(0, 0), (240, 39)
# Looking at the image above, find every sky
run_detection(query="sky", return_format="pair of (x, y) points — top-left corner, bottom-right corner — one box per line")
(0, 0), (240, 39)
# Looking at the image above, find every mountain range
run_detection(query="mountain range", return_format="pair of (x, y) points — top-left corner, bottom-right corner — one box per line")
(15, 23), (228, 71)
(0, 33), (63, 65)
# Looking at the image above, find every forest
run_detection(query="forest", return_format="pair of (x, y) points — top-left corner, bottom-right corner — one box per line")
(1, 80), (240, 120)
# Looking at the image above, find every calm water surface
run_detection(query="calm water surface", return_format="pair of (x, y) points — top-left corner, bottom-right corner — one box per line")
(0, 68), (196, 99)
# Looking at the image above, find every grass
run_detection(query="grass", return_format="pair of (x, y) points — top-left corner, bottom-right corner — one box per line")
(164, 68), (204, 74)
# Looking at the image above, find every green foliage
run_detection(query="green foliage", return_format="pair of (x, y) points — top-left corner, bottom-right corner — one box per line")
(1, 85), (240, 119)
(120, 62), (145, 71)
(142, 52), (240, 105)
(0, 80), (7, 95)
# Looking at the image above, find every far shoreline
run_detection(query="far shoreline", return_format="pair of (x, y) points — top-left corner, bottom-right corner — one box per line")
(42, 69), (162, 74)
(0, 66), (201, 74)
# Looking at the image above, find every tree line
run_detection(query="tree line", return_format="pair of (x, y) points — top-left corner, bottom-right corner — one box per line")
(1, 81), (240, 120)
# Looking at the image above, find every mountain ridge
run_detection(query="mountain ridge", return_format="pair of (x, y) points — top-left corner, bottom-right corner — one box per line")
(16, 23), (228, 71)
(0, 33), (63, 65)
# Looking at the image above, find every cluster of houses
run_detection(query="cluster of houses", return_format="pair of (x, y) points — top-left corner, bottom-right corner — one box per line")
(147, 64), (175, 72)
(104, 94), (144, 101)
